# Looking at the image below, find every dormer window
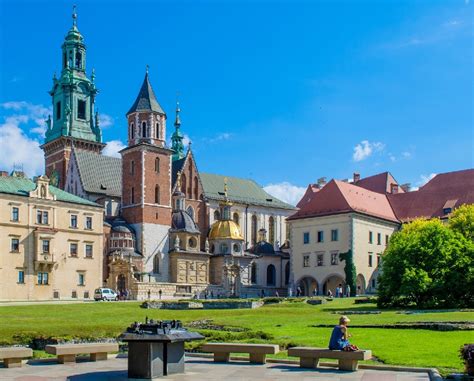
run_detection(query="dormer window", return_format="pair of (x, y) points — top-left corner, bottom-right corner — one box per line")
(443, 208), (452, 215)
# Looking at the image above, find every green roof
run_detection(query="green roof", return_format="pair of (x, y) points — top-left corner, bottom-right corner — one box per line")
(75, 150), (122, 197)
(200, 173), (295, 210)
(0, 176), (100, 207)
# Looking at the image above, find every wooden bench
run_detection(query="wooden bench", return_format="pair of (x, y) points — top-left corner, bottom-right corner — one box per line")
(0, 347), (32, 368)
(202, 343), (279, 364)
(288, 347), (372, 371)
(45, 343), (118, 364)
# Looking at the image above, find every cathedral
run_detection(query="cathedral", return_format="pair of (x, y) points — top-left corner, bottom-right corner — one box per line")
(42, 9), (295, 299)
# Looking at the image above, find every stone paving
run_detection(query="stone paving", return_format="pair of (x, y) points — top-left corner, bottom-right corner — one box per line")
(0, 356), (430, 381)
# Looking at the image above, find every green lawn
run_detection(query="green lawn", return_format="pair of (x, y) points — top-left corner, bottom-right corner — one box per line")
(0, 298), (472, 374)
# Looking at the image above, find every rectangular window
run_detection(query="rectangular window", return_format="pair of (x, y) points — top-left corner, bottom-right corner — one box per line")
(78, 273), (85, 286)
(56, 101), (61, 120)
(303, 232), (310, 244)
(85, 244), (93, 258)
(37, 272), (49, 285)
(317, 254), (324, 266)
(372, 279), (376, 288)
(130, 161), (135, 175)
(11, 238), (20, 252)
(331, 229), (338, 242)
(37, 210), (49, 225)
(18, 270), (25, 284)
(368, 253), (373, 267)
(369, 231), (373, 244)
(377, 233), (381, 245)
(385, 234), (389, 245)
(42, 240), (50, 254)
(303, 255), (310, 267)
(85, 216), (92, 230)
(11, 207), (19, 222)
(70, 214), (78, 228)
(377, 254), (381, 267)
(131, 187), (135, 204)
(70, 243), (78, 257)
(77, 100), (86, 120)
(331, 252), (338, 265)
(317, 231), (324, 243)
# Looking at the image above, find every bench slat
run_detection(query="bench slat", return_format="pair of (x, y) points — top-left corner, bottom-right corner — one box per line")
(45, 343), (118, 356)
(202, 343), (279, 355)
(288, 347), (371, 360)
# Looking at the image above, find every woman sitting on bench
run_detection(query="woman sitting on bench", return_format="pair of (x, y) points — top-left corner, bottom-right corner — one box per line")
(328, 315), (359, 351)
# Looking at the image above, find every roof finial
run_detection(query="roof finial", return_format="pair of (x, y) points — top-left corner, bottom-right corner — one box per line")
(146, 64), (149, 75)
(175, 97), (181, 127)
(72, 4), (77, 27)
(224, 177), (228, 200)
(176, 171), (182, 189)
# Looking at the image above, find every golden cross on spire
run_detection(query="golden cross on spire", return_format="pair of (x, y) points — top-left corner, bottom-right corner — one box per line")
(224, 177), (228, 199)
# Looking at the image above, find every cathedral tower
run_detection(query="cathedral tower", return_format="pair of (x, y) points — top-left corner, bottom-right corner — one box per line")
(121, 68), (173, 281)
(41, 7), (104, 188)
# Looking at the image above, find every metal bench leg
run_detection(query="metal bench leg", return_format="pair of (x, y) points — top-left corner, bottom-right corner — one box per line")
(249, 353), (266, 364)
(3, 358), (22, 368)
(90, 352), (108, 361)
(214, 352), (230, 362)
(58, 354), (76, 364)
(339, 359), (358, 371)
(300, 357), (319, 368)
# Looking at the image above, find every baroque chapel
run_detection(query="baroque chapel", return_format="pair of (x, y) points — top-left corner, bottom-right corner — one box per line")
(42, 9), (295, 299)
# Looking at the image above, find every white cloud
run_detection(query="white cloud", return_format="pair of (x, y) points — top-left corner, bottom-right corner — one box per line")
(0, 101), (51, 137)
(264, 182), (306, 206)
(0, 115), (44, 176)
(183, 134), (192, 147)
(401, 151), (412, 158)
(102, 140), (126, 158)
(204, 132), (233, 143)
(419, 173), (436, 186)
(99, 113), (114, 129)
(352, 140), (385, 162)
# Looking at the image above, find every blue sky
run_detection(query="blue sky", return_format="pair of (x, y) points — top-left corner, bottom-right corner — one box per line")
(0, 0), (472, 205)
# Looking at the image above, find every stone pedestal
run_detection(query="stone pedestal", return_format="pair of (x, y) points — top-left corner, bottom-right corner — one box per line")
(128, 341), (185, 379)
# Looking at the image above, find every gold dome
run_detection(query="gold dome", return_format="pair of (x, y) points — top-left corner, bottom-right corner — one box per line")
(209, 220), (243, 240)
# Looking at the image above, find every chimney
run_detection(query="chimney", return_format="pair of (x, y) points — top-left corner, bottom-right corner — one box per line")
(400, 183), (411, 192)
(390, 183), (399, 194)
(317, 177), (327, 187)
(353, 172), (361, 183)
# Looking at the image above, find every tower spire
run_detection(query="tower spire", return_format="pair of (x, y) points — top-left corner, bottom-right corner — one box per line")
(171, 97), (185, 161)
(72, 5), (77, 28)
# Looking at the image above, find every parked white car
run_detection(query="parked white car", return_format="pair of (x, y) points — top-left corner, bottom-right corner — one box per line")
(94, 288), (118, 301)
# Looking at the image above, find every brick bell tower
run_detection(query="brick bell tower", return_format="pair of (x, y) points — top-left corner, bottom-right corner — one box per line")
(41, 6), (105, 189)
(121, 67), (173, 282)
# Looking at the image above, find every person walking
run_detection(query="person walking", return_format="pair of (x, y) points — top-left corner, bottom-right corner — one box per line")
(158, 289), (162, 300)
(345, 284), (351, 297)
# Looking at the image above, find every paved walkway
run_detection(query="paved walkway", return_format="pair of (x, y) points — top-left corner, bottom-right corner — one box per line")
(0, 357), (430, 381)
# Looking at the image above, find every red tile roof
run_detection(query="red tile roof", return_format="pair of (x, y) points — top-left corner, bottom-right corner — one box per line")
(290, 169), (473, 223)
(296, 184), (321, 209)
(355, 171), (404, 194)
(289, 179), (399, 222)
(388, 169), (474, 222)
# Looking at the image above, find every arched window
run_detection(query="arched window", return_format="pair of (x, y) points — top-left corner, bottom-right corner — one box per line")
(130, 123), (135, 139)
(233, 212), (240, 226)
(214, 210), (220, 221)
(269, 216), (275, 244)
(285, 262), (290, 285)
(266, 264), (276, 286)
(153, 255), (160, 274)
(251, 215), (258, 245)
(142, 121), (147, 138)
(155, 185), (160, 204)
(220, 243), (229, 254)
(251, 263), (257, 284)
(131, 187), (135, 204)
(188, 237), (197, 248)
(75, 51), (82, 69)
(181, 174), (187, 194)
(194, 176), (199, 199)
(155, 157), (160, 173)
(186, 205), (194, 219)
(155, 122), (160, 139)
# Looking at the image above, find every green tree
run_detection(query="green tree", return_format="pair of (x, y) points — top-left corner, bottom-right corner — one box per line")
(339, 250), (357, 296)
(377, 219), (473, 308)
(449, 204), (474, 241)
